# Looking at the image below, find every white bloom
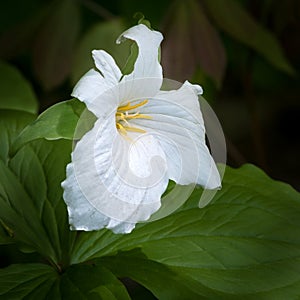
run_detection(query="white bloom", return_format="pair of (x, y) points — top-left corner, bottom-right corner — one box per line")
(61, 24), (221, 234)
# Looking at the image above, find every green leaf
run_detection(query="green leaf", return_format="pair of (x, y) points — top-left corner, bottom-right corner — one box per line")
(0, 110), (75, 266)
(12, 99), (95, 153)
(32, 0), (80, 90)
(0, 263), (58, 299)
(100, 250), (217, 299)
(60, 265), (131, 300)
(0, 110), (35, 164)
(0, 110), (35, 245)
(0, 263), (131, 299)
(71, 164), (300, 298)
(71, 19), (130, 84)
(0, 61), (38, 114)
(203, 0), (295, 75)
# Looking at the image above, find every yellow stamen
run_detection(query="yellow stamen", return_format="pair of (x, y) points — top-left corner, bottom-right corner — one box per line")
(118, 99), (149, 111)
(126, 114), (152, 120)
(115, 99), (151, 136)
(123, 126), (146, 133)
(116, 123), (127, 135)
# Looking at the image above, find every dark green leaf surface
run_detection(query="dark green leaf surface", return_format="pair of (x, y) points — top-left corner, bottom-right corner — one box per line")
(0, 61), (38, 114)
(0, 158), (56, 259)
(60, 264), (130, 300)
(0, 220), (14, 245)
(0, 110), (35, 245)
(0, 263), (131, 300)
(71, 164), (300, 298)
(0, 110), (75, 265)
(0, 263), (57, 300)
(204, 0), (295, 75)
(100, 250), (218, 299)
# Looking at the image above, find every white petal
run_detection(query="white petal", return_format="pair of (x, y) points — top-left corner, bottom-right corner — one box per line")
(155, 81), (204, 125)
(71, 69), (110, 114)
(62, 162), (109, 231)
(185, 81), (203, 95)
(117, 24), (163, 98)
(62, 115), (169, 234)
(92, 50), (122, 86)
(130, 82), (221, 189)
(72, 51), (122, 118)
(62, 162), (136, 234)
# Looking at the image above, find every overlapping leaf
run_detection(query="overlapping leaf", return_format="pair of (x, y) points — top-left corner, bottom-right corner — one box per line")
(0, 109), (75, 265)
(70, 164), (300, 298)
(0, 263), (131, 299)
(0, 264), (57, 299)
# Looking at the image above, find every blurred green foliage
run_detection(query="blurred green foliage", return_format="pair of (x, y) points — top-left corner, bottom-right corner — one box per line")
(1, 0), (299, 189)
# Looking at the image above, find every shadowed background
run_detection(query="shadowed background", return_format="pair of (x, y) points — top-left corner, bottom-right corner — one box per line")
(0, 0), (299, 189)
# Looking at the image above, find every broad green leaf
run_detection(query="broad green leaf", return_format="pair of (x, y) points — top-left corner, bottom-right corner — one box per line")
(0, 110), (35, 245)
(203, 0), (295, 75)
(0, 157), (57, 259)
(0, 263), (57, 299)
(9, 140), (75, 265)
(32, 0), (80, 90)
(99, 249), (218, 299)
(11, 99), (94, 153)
(71, 164), (300, 298)
(0, 61), (38, 114)
(0, 110), (75, 266)
(60, 265), (131, 300)
(71, 19), (130, 84)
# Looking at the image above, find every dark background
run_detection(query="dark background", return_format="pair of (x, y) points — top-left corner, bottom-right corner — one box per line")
(1, 0), (299, 189)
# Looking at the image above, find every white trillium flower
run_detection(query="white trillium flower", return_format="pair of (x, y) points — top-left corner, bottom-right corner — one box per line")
(61, 24), (221, 234)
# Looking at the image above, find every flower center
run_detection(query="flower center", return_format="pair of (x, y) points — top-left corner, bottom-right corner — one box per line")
(116, 99), (152, 136)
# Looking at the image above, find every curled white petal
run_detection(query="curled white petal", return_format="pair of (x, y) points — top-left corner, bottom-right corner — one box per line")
(118, 24), (163, 98)
(72, 50), (121, 117)
(71, 69), (110, 116)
